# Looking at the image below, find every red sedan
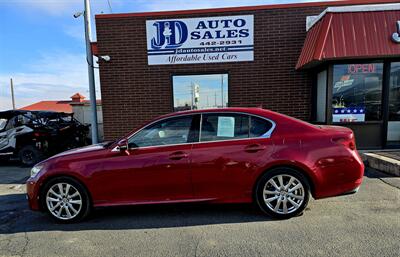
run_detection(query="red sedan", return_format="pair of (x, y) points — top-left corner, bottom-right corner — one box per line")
(26, 108), (364, 222)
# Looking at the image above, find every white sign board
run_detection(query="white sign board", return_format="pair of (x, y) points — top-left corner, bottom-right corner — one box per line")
(217, 116), (235, 137)
(146, 15), (254, 65)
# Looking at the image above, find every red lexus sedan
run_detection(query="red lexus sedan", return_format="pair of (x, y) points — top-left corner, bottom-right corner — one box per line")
(26, 108), (364, 222)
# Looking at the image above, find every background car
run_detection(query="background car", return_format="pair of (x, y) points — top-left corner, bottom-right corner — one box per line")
(26, 108), (364, 222)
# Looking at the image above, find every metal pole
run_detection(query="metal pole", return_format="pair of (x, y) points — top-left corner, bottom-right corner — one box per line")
(221, 74), (224, 107)
(191, 82), (194, 110)
(84, 0), (99, 144)
(10, 78), (15, 110)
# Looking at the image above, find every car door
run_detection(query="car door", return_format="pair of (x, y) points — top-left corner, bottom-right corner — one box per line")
(93, 114), (200, 204)
(190, 113), (274, 201)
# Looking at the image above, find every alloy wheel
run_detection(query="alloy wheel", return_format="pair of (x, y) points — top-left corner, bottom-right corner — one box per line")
(46, 183), (83, 220)
(263, 174), (305, 214)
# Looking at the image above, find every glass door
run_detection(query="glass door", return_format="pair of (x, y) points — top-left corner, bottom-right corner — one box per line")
(387, 62), (400, 146)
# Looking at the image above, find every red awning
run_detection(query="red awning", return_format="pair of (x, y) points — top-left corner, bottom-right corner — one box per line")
(296, 9), (400, 69)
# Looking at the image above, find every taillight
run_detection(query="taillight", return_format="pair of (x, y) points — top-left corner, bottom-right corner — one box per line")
(332, 136), (356, 150)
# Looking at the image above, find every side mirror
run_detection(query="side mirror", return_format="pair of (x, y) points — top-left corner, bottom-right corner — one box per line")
(117, 139), (129, 153)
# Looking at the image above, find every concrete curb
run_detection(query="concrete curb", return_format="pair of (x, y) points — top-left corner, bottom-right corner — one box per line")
(363, 153), (400, 177)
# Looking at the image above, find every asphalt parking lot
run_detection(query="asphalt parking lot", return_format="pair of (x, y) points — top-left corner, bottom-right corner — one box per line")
(0, 161), (399, 257)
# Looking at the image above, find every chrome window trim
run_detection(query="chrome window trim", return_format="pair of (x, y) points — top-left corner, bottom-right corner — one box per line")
(114, 111), (276, 151)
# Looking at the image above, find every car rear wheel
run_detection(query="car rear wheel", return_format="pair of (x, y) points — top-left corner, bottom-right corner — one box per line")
(255, 168), (310, 218)
(42, 177), (91, 223)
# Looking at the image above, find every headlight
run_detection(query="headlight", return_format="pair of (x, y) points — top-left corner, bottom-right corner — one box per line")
(30, 164), (43, 178)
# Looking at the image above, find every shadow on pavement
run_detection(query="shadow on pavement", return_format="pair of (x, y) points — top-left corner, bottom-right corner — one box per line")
(0, 158), (30, 184)
(364, 167), (398, 179)
(0, 192), (273, 235)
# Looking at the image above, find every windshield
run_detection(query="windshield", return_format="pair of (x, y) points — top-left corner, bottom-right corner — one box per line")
(0, 119), (7, 130)
(101, 141), (114, 148)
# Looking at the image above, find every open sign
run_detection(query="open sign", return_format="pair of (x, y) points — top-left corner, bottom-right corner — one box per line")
(347, 64), (376, 74)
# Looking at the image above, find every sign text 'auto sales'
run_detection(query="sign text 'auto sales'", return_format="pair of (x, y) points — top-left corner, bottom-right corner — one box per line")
(146, 15), (254, 65)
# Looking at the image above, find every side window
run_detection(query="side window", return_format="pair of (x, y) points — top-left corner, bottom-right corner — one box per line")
(128, 116), (195, 148)
(250, 116), (273, 137)
(200, 114), (249, 142)
(5, 117), (16, 130)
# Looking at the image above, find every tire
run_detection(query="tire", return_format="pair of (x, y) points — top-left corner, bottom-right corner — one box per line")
(255, 167), (310, 219)
(18, 145), (43, 166)
(41, 177), (91, 223)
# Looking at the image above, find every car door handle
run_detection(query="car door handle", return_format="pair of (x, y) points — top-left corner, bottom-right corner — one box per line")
(244, 144), (266, 153)
(169, 151), (188, 160)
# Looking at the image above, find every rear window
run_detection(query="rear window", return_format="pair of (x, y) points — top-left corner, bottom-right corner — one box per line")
(250, 116), (273, 137)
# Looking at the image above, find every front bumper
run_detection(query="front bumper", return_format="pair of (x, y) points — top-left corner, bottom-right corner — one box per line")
(26, 178), (41, 211)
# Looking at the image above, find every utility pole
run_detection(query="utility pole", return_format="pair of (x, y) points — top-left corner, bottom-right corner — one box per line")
(10, 78), (15, 110)
(221, 74), (224, 108)
(83, 0), (99, 144)
(191, 82), (194, 110)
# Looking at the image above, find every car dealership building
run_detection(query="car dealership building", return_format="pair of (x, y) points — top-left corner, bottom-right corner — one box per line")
(94, 0), (400, 149)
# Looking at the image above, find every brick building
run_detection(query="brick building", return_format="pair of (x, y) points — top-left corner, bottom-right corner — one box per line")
(94, 0), (400, 149)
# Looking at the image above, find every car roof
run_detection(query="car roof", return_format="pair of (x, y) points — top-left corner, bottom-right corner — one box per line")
(157, 107), (275, 119)
(156, 107), (319, 132)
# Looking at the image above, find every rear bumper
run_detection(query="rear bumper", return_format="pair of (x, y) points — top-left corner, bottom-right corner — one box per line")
(340, 186), (360, 196)
(314, 150), (365, 199)
(315, 175), (364, 199)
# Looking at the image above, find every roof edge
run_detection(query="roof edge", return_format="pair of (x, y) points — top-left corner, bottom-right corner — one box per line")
(95, 0), (400, 19)
(307, 3), (400, 30)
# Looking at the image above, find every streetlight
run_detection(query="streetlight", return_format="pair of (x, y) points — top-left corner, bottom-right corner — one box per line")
(74, 0), (99, 144)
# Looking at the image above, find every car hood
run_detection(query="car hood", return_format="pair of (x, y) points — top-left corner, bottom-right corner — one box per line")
(50, 143), (108, 159)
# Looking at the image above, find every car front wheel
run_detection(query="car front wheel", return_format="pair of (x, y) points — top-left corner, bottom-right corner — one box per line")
(255, 168), (310, 218)
(41, 177), (91, 223)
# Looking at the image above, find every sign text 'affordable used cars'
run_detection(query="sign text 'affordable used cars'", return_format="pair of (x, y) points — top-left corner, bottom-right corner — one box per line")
(146, 15), (254, 65)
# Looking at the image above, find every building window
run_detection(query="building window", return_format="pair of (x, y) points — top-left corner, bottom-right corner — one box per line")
(316, 70), (327, 122)
(172, 74), (228, 112)
(387, 62), (400, 145)
(389, 62), (400, 122)
(332, 63), (383, 123)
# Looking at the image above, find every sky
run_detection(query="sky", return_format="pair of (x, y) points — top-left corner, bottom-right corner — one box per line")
(0, 0), (323, 111)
